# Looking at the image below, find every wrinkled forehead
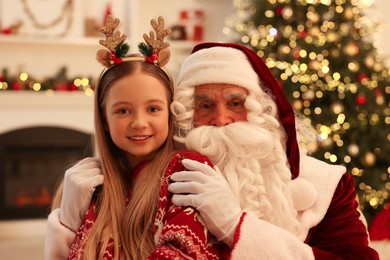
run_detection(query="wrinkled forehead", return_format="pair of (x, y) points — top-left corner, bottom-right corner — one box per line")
(194, 83), (248, 99)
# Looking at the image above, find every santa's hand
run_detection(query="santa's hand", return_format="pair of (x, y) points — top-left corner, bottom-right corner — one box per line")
(168, 158), (241, 247)
(60, 157), (104, 232)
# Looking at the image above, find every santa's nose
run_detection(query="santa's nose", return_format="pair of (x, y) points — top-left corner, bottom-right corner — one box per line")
(210, 105), (235, 127)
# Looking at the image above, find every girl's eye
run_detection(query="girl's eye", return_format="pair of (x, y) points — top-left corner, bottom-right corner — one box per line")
(117, 108), (130, 114)
(148, 106), (160, 113)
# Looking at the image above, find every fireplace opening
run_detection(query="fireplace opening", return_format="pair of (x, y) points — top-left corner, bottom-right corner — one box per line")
(0, 126), (93, 220)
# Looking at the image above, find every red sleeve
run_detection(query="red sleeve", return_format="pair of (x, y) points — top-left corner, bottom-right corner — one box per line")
(308, 173), (379, 260)
(146, 150), (230, 260)
(369, 202), (390, 240)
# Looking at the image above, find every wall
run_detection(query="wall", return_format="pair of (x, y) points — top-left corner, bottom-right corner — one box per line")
(367, 0), (390, 66)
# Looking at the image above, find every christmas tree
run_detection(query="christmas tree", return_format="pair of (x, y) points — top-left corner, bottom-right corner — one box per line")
(226, 0), (390, 224)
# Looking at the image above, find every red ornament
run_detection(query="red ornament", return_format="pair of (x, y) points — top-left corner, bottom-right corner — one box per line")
(298, 31), (308, 38)
(12, 81), (22, 91)
(68, 83), (78, 91)
(293, 50), (301, 59)
(356, 94), (366, 105)
(358, 73), (369, 83)
(276, 6), (284, 16)
(1, 28), (12, 35)
(56, 83), (68, 91)
(374, 88), (383, 97)
(114, 57), (122, 64)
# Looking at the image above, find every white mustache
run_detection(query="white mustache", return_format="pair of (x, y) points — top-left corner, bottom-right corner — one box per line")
(185, 122), (275, 164)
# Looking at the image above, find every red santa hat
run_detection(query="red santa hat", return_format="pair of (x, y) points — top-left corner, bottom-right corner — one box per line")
(176, 42), (300, 178)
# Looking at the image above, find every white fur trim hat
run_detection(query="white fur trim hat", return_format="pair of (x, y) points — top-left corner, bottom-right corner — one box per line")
(176, 46), (262, 95)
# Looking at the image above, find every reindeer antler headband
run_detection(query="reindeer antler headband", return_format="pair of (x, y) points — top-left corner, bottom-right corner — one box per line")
(96, 15), (171, 69)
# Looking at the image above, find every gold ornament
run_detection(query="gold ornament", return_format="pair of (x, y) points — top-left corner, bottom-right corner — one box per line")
(343, 7), (354, 20)
(331, 102), (345, 114)
(343, 42), (359, 56)
(361, 152), (376, 167)
(348, 143), (359, 157)
(364, 54), (375, 68)
(282, 7), (293, 20)
(293, 100), (303, 110)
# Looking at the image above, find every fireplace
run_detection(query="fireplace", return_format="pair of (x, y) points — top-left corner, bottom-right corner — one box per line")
(0, 91), (94, 219)
(0, 126), (93, 219)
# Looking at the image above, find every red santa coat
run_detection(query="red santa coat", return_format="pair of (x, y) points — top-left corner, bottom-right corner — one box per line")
(230, 154), (379, 260)
(68, 150), (230, 259)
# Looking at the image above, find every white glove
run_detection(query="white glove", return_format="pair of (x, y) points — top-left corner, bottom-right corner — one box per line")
(168, 159), (242, 247)
(60, 157), (103, 232)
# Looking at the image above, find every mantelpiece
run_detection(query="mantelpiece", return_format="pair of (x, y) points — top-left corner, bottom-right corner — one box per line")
(0, 91), (94, 135)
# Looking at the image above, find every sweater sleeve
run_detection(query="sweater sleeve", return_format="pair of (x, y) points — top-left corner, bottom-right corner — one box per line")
(44, 208), (76, 260)
(146, 150), (230, 260)
(229, 174), (379, 260)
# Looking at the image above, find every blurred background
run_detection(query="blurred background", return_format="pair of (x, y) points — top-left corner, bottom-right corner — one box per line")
(0, 0), (389, 259)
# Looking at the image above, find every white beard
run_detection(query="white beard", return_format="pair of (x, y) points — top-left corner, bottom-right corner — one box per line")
(184, 121), (300, 234)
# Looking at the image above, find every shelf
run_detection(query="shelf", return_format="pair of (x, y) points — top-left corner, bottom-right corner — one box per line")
(0, 35), (196, 51)
(0, 35), (100, 47)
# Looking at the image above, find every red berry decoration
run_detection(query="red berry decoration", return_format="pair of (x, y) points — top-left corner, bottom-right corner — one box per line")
(145, 56), (154, 63)
(151, 52), (158, 60)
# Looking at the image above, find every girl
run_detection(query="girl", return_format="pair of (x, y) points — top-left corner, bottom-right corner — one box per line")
(46, 16), (229, 259)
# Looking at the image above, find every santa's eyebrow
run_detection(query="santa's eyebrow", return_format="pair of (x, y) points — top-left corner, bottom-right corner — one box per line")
(194, 94), (213, 100)
(223, 93), (246, 99)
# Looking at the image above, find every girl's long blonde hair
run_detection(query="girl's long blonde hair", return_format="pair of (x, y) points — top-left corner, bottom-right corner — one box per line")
(52, 59), (176, 259)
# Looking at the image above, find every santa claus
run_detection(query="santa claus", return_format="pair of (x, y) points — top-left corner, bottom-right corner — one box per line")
(168, 42), (379, 259)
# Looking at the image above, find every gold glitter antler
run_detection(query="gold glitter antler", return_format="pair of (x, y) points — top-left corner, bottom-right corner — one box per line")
(99, 15), (127, 52)
(143, 16), (170, 52)
(96, 15), (129, 67)
(143, 16), (171, 66)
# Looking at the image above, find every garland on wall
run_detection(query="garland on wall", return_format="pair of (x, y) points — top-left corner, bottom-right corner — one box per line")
(20, 0), (74, 36)
(0, 67), (95, 95)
